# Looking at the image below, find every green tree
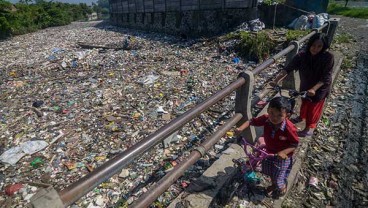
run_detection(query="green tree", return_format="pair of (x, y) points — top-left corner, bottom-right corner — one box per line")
(47, 7), (71, 26)
(34, 0), (46, 4)
(0, 16), (11, 38)
(93, 0), (109, 19)
(1, 0), (93, 39)
(97, 0), (109, 9)
(0, 0), (12, 12)
(19, 0), (33, 5)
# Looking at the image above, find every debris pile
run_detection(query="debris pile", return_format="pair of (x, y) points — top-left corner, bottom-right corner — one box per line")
(0, 21), (282, 207)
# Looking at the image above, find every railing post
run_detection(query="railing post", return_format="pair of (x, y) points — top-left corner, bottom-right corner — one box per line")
(282, 41), (300, 90)
(235, 72), (256, 142)
(325, 18), (340, 47)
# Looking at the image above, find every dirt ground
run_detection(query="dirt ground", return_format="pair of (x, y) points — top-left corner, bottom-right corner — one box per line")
(283, 16), (368, 208)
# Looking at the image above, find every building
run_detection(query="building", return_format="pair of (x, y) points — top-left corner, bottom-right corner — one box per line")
(88, 12), (98, 21)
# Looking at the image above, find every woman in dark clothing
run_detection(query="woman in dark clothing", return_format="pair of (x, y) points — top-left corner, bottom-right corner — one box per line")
(272, 33), (334, 137)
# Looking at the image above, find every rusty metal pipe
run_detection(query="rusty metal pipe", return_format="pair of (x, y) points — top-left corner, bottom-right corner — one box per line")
(252, 58), (275, 75)
(273, 45), (295, 60)
(59, 78), (246, 207)
(297, 31), (317, 45)
(130, 113), (243, 208)
(252, 45), (294, 75)
(201, 114), (243, 149)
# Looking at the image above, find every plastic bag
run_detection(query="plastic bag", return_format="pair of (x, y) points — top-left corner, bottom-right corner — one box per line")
(0, 146), (25, 165)
(75, 51), (86, 60)
(289, 15), (308, 30)
(0, 140), (48, 165)
(312, 13), (329, 28)
(244, 170), (260, 183)
(137, 75), (159, 85)
(21, 140), (48, 154)
(249, 19), (265, 32)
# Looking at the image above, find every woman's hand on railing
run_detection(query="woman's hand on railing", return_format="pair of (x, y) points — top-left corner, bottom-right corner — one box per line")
(271, 70), (288, 86)
(307, 89), (316, 97)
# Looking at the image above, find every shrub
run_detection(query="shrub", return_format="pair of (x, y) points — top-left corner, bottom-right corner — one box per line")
(235, 31), (277, 62)
(0, 16), (11, 38)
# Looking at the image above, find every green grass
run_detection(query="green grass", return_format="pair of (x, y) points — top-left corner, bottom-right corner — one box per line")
(262, 0), (286, 5)
(328, 3), (368, 19)
(286, 30), (310, 43)
(341, 57), (354, 69)
(333, 33), (354, 44)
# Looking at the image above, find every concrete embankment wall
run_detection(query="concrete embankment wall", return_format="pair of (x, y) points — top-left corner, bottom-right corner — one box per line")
(109, 0), (258, 36)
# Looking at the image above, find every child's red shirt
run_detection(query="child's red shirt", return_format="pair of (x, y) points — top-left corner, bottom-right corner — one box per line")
(250, 114), (299, 156)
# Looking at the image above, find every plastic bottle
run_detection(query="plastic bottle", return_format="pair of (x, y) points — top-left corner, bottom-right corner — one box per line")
(30, 157), (44, 168)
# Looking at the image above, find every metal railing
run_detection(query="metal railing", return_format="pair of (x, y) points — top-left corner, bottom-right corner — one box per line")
(59, 78), (246, 206)
(30, 18), (340, 208)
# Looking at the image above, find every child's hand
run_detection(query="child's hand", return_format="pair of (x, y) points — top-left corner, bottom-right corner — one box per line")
(234, 128), (243, 135)
(269, 81), (278, 87)
(307, 89), (316, 96)
(277, 152), (288, 160)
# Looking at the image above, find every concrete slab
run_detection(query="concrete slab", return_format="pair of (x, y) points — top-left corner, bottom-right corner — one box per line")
(167, 144), (245, 208)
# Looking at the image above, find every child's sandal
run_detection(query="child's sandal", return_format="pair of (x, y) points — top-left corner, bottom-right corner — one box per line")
(265, 185), (276, 197)
(275, 184), (288, 198)
(297, 129), (314, 137)
(279, 186), (287, 196)
(290, 116), (303, 124)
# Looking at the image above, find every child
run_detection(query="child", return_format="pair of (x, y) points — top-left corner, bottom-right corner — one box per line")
(235, 97), (299, 197)
(271, 33), (334, 137)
